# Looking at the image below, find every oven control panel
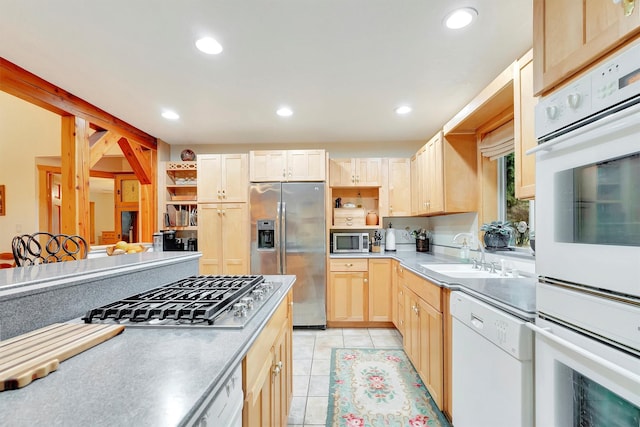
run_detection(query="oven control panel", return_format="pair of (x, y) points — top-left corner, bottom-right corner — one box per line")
(536, 39), (640, 141)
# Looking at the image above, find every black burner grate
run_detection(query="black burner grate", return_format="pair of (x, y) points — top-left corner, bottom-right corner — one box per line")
(83, 275), (264, 325)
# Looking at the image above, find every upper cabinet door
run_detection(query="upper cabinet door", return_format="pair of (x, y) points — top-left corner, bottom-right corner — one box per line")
(356, 158), (382, 187)
(534, 0), (640, 95)
(514, 50), (537, 200)
(250, 150), (325, 182)
(286, 150), (326, 181)
(198, 154), (247, 203)
(221, 154), (248, 202)
(388, 158), (411, 216)
(250, 150), (287, 182)
(197, 155), (222, 203)
(329, 158), (382, 187)
(329, 159), (355, 187)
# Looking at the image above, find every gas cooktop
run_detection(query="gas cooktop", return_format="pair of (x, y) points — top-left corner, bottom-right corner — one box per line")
(82, 275), (281, 328)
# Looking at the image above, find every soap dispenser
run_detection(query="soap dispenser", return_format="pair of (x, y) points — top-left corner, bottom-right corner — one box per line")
(460, 238), (470, 261)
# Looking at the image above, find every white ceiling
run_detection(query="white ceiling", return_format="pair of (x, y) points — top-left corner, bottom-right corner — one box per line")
(0, 0), (532, 146)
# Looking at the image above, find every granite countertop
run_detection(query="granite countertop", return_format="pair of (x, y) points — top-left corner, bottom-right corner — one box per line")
(0, 251), (201, 293)
(0, 275), (296, 427)
(331, 251), (536, 319)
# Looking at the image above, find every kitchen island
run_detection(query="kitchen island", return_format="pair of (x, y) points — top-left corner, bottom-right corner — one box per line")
(0, 275), (296, 426)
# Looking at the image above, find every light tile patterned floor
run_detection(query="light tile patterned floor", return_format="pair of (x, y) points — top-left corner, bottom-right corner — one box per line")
(287, 327), (403, 427)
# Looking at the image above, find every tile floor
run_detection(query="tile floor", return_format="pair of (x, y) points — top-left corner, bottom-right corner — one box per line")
(288, 327), (403, 427)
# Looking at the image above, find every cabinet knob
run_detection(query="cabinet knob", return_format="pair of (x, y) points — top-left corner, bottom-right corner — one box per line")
(351, 175), (355, 183)
(346, 222), (353, 226)
(346, 263), (353, 267)
(364, 278), (368, 283)
(221, 189), (226, 198)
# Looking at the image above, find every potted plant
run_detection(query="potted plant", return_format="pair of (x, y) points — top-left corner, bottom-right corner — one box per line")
(411, 228), (431, 252)
(480, 221), (513, 249)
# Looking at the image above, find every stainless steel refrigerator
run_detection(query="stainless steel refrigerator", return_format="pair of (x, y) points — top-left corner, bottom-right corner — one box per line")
(250, 182), (326, 328)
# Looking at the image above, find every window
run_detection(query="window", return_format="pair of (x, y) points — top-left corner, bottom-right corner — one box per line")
(498, 153), (534, 248)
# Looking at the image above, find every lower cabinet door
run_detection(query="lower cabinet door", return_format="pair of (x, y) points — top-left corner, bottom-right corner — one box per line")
(418, 298), (444, 409)
(243, 350), (274, 427)
(328, 271), (366, 321)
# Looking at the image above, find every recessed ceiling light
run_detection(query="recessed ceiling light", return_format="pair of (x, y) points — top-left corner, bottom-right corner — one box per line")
(444, 7), (478, 30)
(195, 37), (223, 55)
(395, 106), (412, 115)
(276, 107), (293, 117)
(161, 110), (180, 120)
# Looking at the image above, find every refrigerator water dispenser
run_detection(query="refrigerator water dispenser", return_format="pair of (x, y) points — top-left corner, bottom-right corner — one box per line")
(257, 220), (275, 249)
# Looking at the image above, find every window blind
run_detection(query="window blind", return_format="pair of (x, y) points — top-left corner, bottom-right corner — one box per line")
(479, 120), (514, 160)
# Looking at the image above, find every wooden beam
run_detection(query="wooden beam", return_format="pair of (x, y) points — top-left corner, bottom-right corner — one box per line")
(60, 116), (91, 241)
(139, 149), (157, 242)
(117, 137), (152, 185)
(89, 130), (121, 168)
(0, 57), (157, 150)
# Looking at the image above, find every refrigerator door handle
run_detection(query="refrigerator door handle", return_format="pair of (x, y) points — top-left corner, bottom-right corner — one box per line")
(276, 201), (282, 274)
(281, 201), (287, 274)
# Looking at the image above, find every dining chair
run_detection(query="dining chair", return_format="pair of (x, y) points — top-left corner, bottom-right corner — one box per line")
(0, 252), (15, 269)
(12, 232), (88, 266)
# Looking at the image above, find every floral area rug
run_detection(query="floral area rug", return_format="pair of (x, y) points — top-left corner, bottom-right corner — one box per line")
(327, 348), (451, 427)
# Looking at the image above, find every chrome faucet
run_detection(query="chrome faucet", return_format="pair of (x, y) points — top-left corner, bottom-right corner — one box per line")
(453, 232), (486, 269)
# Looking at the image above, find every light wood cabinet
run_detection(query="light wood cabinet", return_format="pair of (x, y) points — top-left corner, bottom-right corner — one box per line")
(243, 290), (293, 427)
(249, 149), (326, 182)
(329, 158), (382, 187)
(401, 270), (444, 410)
(386, 158), (411, 217)
(327, 258), (393, 325)
(197, 203), (248, 275)
(514, 49), (537, 200)
(197, 154), (248, 203)
(411, 132), (476, 216)
(367, 259), (392, 322)
(395, 262), (405, 335)
(533, 0), (640, 95)
(328, 259), (368, 322)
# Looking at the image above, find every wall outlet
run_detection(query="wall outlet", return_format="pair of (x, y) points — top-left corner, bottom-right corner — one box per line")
(396, 229), (412, 243)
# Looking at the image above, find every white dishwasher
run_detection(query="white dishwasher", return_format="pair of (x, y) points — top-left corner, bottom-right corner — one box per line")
(450, 291), (533, 427)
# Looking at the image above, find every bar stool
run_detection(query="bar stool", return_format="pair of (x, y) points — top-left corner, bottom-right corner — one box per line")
(11, 233), (88, 266)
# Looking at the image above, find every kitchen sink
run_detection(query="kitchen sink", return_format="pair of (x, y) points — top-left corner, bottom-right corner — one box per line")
(419, 263), (501, 279)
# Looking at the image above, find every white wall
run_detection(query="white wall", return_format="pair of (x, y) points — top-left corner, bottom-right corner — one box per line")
(0, 91), (61, 253)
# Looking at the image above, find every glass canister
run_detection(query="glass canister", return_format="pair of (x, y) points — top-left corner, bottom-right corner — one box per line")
(153, 232), (163, 252)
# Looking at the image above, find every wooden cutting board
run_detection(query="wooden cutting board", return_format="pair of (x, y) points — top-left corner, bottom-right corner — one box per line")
(0, 323), (124, 391)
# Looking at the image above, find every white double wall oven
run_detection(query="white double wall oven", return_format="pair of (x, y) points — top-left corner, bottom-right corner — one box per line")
(531, 39), (640, 426)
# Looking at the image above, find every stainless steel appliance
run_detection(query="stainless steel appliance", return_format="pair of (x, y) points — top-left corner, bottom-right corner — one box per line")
(82, 275), (281, 328)
(250, 182), (326, 328)
(529, 39), (640, 426)
(332, 232), (369, 253)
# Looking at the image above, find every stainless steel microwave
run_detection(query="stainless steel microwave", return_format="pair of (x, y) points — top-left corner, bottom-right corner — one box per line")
(333, 233), (369, 253)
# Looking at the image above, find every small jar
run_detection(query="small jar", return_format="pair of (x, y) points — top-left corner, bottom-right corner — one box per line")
(366, 211), (378, 225)
(153, 232), (163, 252)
